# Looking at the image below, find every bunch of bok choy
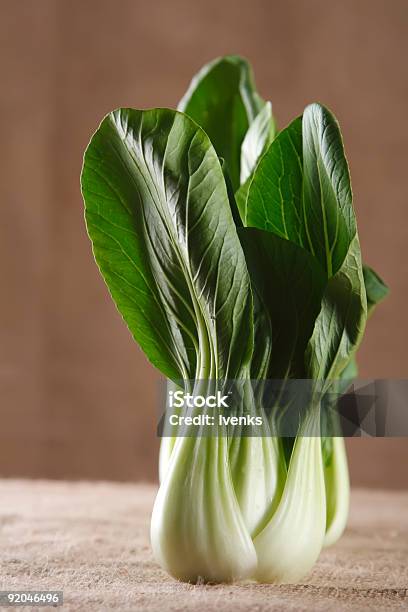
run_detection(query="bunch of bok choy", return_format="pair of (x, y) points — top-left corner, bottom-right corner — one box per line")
(81, 56), (388, 584)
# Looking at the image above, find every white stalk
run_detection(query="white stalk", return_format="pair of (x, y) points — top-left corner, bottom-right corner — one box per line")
(253, 409), (326, 583)
(323, 435), (350, 547)
(230, 436), (277, 536)
(151, 433), (257, 583)
(227, 382), (286, 536)
(229, 434), (285, 537)
(158, 436), (175, 483)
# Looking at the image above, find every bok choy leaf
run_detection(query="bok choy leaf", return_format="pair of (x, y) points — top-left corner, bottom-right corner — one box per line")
(82, 108), (253, 383)
(179, 55), (268, 191)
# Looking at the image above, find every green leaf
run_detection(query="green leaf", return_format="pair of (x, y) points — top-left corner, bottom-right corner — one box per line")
(178, 55), (265, 191)
(246, 105), (355, 279)
(234, 103), (276, 223)
(245, 116), (303, 238)
(81, 108), (253, 382)
(302, 104), (355, 277)
(363, 265), (389, 314)
(244, 103), (367, 383)
(305, 235), (367, 383)
(239, 228), (326, 379)
(240, 102), (276, 184)
(334, 266), (388, 382)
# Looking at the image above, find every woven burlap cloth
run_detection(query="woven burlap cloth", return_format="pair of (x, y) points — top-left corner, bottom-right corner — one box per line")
(0, 480), (407, 611)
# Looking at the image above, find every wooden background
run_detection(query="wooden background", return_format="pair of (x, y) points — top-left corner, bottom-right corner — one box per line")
(1, 0), (407, 485)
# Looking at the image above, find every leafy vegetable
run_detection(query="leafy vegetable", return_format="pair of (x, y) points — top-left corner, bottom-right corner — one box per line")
(81, 56), (388, 585)
(82, 106), (273, 581)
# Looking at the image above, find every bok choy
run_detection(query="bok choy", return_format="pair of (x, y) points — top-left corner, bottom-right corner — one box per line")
(81, 56), (388, 584)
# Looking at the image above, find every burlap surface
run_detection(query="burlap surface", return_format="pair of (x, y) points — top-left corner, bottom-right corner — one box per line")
(0, 480), (407, 611)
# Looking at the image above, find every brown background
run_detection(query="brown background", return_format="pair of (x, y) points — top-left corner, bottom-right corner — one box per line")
(0, 0), (407, 486)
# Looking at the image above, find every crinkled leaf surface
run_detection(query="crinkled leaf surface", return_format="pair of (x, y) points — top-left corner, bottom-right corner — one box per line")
(178, 56), (264, 191)
(302, 104), (355, 277)
(306, 236), (367, 382)
(245, 117), (303, 240)
(81, 108), (253, 382)
(246, 105), (355, 279)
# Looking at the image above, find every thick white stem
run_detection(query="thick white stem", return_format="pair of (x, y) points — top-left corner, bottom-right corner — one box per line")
(253, 410), (326, 583)
(151, 434), (256, 583)
(323, 436), (350, 547)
